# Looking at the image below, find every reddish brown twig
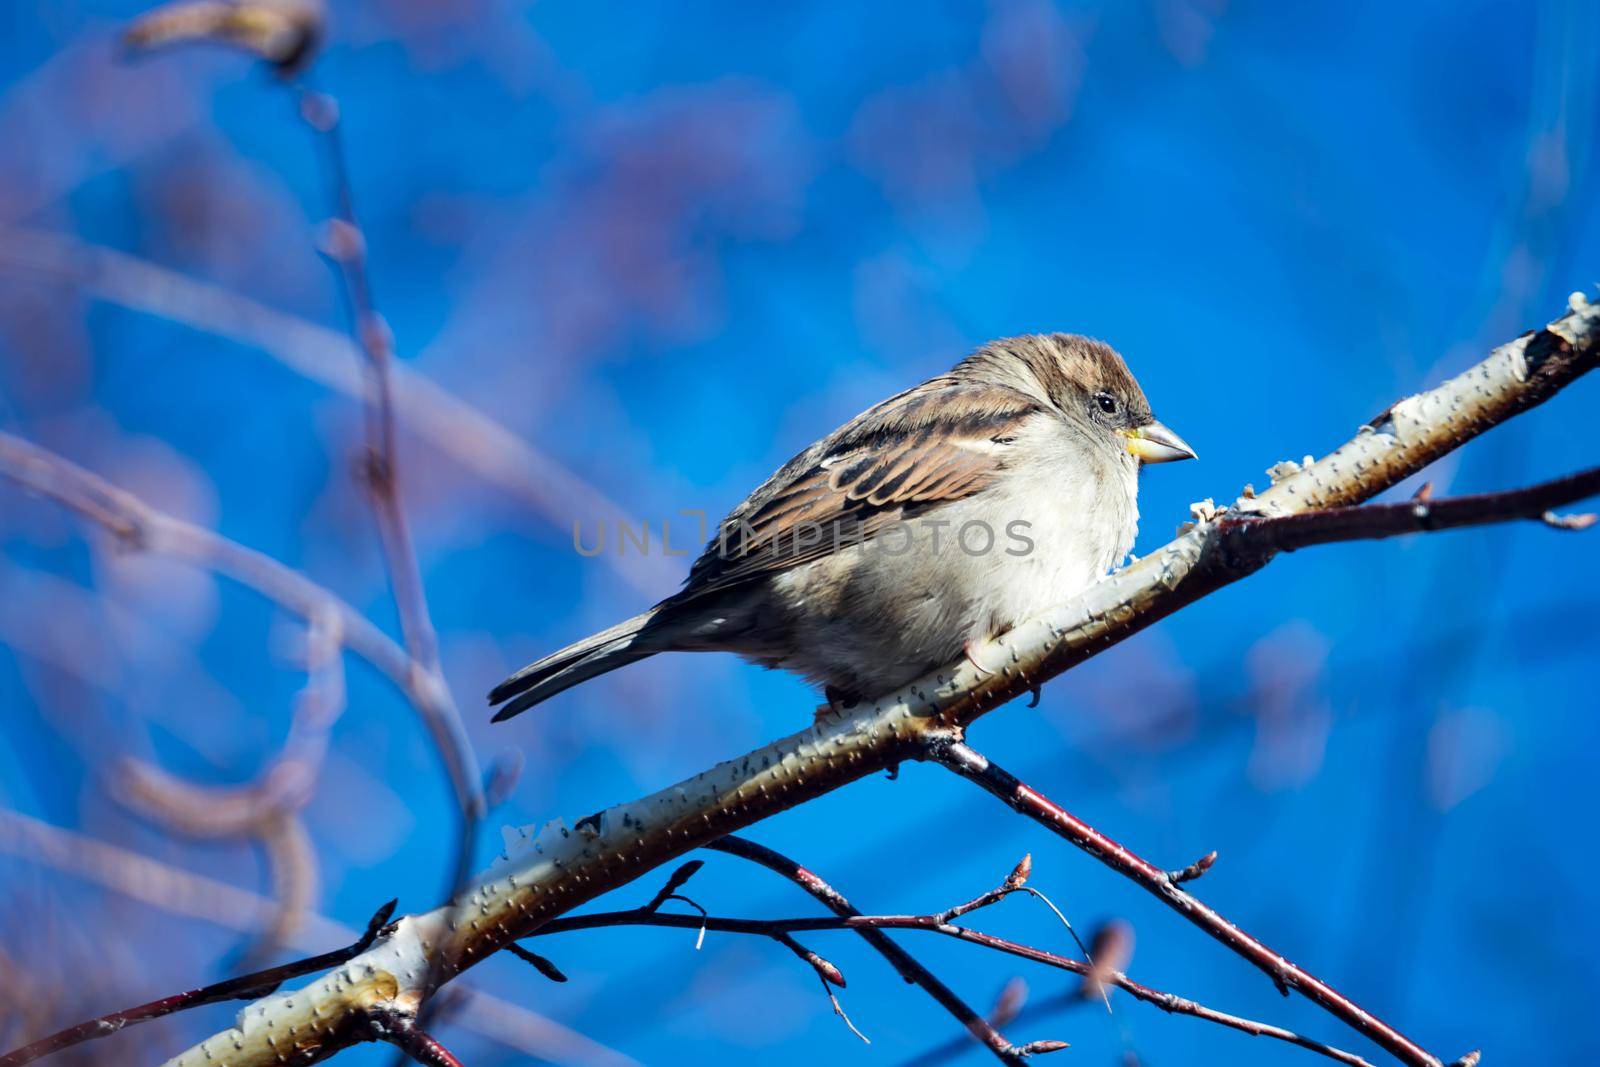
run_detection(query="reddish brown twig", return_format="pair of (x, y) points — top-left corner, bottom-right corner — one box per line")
(901, 924), (1131, 1067)
(364, 1009), (467, 1067)
(296, 87), (440, 688)
(291, 75), (484, 1059)
(707, 836), (1027, 1065)
(0, 810), (628, 1065)
(891, 469), (1600, 1066)
(1223, 464), (1600, 551)
(926, 739), (1460, 1067)
(0, 900), (396, 1067)
(528, 869), (1372, 1066)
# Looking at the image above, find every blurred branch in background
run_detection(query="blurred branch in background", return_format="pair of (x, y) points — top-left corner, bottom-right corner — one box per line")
(286, 68), (485, 945)
(281, 43), (489, 1056)
(109, 602), (342, 962)
(120, 0), (325, 75)
(0, 229), (675, 596)
(0, 431), (476, 819)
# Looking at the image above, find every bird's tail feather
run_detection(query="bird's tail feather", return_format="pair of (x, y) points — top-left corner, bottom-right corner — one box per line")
(489, 610), (657, 721)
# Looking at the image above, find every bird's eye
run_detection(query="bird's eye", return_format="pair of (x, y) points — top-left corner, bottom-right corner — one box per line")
(1094, 393), (1118, 415)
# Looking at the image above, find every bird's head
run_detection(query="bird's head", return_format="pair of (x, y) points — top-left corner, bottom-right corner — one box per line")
(965, 332), (1197, 466)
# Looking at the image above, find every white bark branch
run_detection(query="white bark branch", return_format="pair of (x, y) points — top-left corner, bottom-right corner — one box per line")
(136, 291), (1600, 1064)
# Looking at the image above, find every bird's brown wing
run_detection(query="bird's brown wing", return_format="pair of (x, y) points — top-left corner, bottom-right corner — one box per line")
(671, 379), (1044, 603)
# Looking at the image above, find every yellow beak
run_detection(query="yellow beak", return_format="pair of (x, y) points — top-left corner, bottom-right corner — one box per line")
(1120, 420), (1197, 464)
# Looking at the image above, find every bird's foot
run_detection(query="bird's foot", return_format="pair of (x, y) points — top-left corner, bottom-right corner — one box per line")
(816, 685), (859, 724)
(964, 639), (997, 677)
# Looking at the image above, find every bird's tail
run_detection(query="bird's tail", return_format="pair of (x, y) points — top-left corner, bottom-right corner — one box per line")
(489, 609), (658, 722)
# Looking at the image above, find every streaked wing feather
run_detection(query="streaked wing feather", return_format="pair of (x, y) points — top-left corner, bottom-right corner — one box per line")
(672, 381), (1042, 601)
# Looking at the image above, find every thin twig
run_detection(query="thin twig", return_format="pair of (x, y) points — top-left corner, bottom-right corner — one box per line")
(708, 836), (1027, 1065)
(926, 739), (1430, 1067)
(1225, 464), (1600, 551)
(364, 1009), (467, 1067)
(0, 900), (396, 1067)
(504, 944), (567, 983)
(298, 88), (439, 678)
(530, 900), (1371, 1066)
(901, 924), (1130, 1067)
(290, 77), (484, 1061)
(0, 809), (632, 1066)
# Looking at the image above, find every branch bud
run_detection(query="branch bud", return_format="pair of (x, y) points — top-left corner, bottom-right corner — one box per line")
(1004, 853), (1033, 890)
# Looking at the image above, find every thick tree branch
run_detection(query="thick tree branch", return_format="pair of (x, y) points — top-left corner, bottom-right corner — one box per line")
(128, 293), (1598, 1067)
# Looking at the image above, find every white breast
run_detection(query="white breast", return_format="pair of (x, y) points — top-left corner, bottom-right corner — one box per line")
(937, 417), (1139, 633)
(763, 416), (1141, 697)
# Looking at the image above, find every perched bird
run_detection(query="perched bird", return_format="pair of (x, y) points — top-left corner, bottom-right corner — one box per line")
(490, 334), (1193, 721)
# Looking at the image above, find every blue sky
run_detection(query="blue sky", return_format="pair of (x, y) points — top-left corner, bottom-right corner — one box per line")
(2, 2), (1598, 1064)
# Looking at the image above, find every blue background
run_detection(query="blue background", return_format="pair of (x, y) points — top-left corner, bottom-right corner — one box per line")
(2, 2), (1598, 1064)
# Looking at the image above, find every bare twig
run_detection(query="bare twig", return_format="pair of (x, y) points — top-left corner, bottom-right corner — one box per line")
(292, 82), (481, 822)
(0, 810), (629, 1065)
(288, 72), (484, 1062)
(1166, 850), (1217, 885)
(1223, 464), (1600, 551)
(503, 944), (567, 983)
(927, 740), (1446, 1067)
(526, 868), (1370, 1066)
(901, 925), (1134, 1067)
(0, 899), (395, 1067)
(642, 860), (706, 913)
(708, 836), (1027, 1065)
(364, 1009), (466, 1067)
(297, 88), (439, 683)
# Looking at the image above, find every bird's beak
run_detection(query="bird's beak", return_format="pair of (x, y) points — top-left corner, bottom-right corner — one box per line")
(1120, 421), (1197, 464)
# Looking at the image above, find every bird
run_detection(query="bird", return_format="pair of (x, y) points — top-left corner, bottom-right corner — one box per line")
(489, 334), (1194, 722)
